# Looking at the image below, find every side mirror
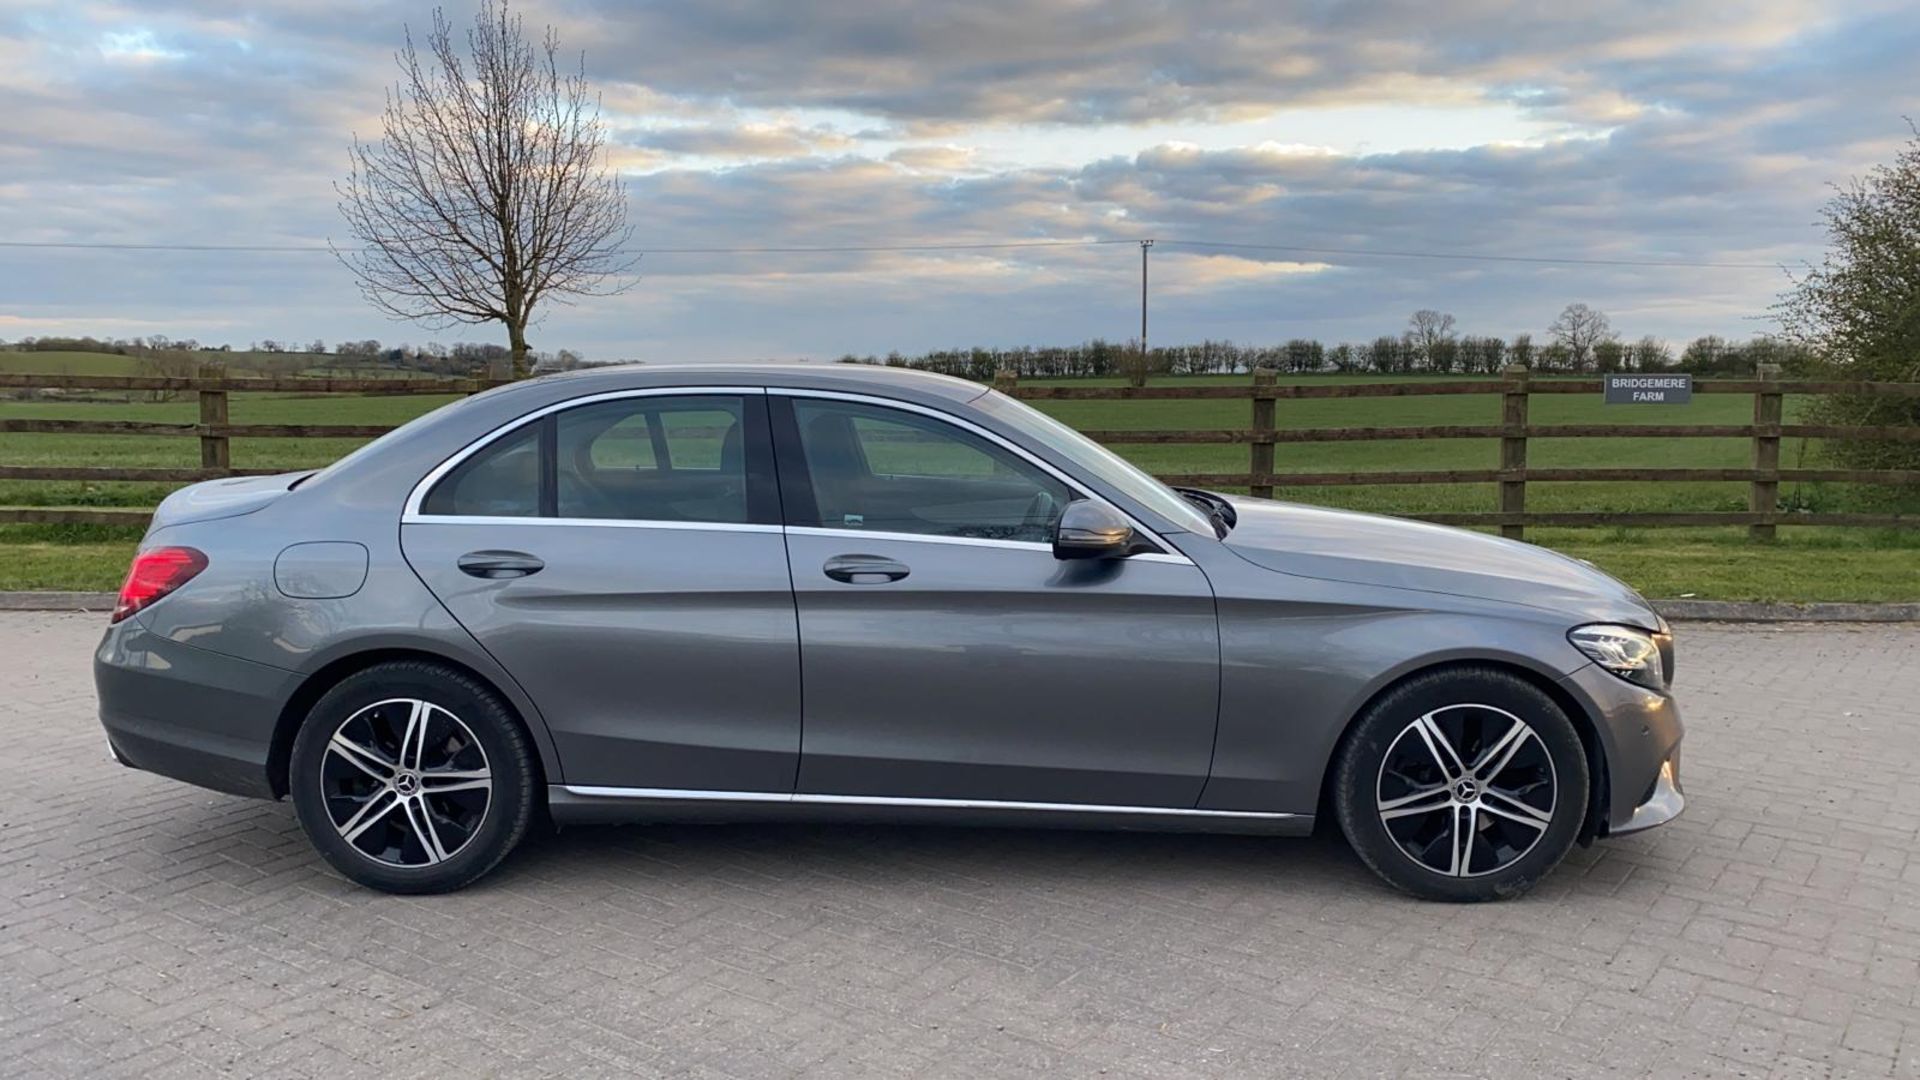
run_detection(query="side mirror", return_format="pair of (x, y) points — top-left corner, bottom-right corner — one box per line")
(1053, 500), (1134, 560)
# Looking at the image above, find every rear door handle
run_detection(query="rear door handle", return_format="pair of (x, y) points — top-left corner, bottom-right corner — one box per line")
(457, 550), (545, 579)
(823, 554), (910, 584)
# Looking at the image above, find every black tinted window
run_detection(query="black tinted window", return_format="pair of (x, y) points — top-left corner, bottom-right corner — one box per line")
(556, 397), (749, 523)
(789, 399), (1071, 542)
(420, 421), (540, 517)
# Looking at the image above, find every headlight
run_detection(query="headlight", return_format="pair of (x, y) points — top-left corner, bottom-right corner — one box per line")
(1569, 624), (1667, 690)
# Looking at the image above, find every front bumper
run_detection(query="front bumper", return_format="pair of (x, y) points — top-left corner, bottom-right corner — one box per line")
(1557, 662), (1685, 836)
(95, 616), (297, 800)
(1613, 752), (1684, 834)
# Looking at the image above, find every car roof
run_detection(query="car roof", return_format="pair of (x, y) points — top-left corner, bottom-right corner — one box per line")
(301, 361), (1004, 506)
(516, 362), (991, 405)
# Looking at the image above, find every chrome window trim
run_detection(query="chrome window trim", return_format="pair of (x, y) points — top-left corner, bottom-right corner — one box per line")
(784, 525), (1049, 553)
(770, 386), (1193, 563)
(563, 785), (1298, 820)
(400, 383), (1198, 567)
(402, 386), (764, 520)
(783, 525), (1190, 563)
(401, 514), (783, 534)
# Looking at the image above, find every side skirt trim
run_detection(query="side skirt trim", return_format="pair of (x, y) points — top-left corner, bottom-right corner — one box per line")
(560, 785), (1299, 820)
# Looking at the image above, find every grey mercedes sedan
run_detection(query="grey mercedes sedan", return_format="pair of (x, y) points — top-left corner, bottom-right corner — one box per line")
(95, 364), (1683, 900)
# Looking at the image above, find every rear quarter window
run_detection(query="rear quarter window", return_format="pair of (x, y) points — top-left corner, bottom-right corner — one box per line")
(419, 422), (541, 516)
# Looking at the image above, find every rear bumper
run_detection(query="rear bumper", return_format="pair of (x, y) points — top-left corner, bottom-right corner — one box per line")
(95, 617), (297, 800)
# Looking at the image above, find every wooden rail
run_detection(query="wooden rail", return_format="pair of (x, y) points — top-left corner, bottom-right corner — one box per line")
(1005, 363), (1920, 538)
(2, 368), (1916, 537)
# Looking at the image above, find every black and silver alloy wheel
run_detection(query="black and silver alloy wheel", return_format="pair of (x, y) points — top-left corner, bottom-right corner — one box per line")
(1334, 667), (1589, 902)
(321, 698), (493, 867)
(291, 661), (537, 894)
(1375, 704), (1556, 878)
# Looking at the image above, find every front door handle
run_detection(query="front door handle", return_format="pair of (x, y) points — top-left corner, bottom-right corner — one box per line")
(458, 550), (545, 579)
(823, 554), (910, 584)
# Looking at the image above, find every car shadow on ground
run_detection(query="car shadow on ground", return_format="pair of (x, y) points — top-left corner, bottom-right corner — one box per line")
(113, 791), (1619, 904)
(492, 816), (1385, 898)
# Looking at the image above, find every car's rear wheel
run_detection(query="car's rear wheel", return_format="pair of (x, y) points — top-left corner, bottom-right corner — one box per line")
(1333, 667), (1588, 902)
(289, 660), (536, 894)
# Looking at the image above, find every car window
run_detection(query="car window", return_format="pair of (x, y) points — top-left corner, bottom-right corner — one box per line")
(975, 389), (1215, 535)
(556, 396), (749, 522)
(789, 398), (1072, 542)
(421, 394), (756, 524)
(585, 411), (657, 470)
(419, 421), (542, 517)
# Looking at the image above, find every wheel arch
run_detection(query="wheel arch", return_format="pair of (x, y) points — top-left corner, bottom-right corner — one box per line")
(269, 646), (555, 800)
(1315, 658), (1611, 845)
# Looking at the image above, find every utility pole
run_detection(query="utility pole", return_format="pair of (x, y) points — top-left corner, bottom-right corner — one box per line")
(1139, 239), (1154, 357)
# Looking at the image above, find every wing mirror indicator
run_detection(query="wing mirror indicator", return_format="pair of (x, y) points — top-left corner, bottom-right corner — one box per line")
(1052, 500), (1135, 560)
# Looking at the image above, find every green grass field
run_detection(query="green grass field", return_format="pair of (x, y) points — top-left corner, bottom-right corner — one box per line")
(2, 362), (1916, 599)
(0, 350), (150, 376)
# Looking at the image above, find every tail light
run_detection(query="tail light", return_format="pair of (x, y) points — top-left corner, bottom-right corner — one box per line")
(112, 546), (208, 624)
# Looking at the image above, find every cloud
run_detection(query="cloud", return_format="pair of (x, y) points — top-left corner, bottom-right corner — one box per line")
(0, 0), (1914, 360)
(886, 145), (977, 171)
(626, 121), (858, 161)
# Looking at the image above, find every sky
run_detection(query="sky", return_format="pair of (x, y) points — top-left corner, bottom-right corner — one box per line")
(2, 0), (1917, 362)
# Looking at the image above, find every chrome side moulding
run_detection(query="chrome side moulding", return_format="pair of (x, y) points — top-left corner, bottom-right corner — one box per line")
(559, 785), (1300, 820)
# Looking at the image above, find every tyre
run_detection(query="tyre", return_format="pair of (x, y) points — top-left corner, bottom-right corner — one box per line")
(1333, 667), (1589, 902)
(289, 660), (537, 894)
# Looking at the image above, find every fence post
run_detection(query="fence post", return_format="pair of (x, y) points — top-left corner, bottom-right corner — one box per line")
(992, 368), (1018, 395)
(1500, 364), (1529, 540)
(198, 386), (230, 474)
(1250, 368), (1276, 499)
(1750, 362), (1782, 541)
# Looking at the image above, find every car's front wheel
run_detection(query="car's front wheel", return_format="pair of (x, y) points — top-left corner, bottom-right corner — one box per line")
(289, 660), (537, 894)
(1333, 667), (1589, 902)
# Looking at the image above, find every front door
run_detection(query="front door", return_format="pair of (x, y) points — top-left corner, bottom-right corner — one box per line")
(773, 392), (1220, 808)
(400, 390), (801, 792)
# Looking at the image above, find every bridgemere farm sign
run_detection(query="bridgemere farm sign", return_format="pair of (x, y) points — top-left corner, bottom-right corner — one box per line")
(1603, 374), (1693, 404)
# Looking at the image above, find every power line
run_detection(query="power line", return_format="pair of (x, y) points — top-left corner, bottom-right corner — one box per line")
(0, 235), (1790, 269)
(0, 238), (1136, 255)
(628, 239), (1140, 254)
(0, 241), (341, 253)
(1158, 238), (1784, 270)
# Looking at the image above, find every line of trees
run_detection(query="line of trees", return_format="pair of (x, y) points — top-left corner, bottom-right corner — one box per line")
(0, 335), (595, 377)
(835, 304), (1815, 382)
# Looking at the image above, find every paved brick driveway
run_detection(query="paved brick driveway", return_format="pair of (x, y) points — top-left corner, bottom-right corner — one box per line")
(3, 612), (1917, 1079)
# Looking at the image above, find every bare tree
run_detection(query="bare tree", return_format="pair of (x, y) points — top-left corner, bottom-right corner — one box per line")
(1546, 303), (1616, 371)
(1404, 309), (1457, 370)
(336, 0), (632, 378)
(1629, 335), (1671, 371)
(1505, 332), (1535, 370)
(1118, 338), (1165, 388)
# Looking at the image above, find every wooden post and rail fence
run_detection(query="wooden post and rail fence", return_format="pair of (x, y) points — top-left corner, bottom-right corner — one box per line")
(2, 367), (1917, 539)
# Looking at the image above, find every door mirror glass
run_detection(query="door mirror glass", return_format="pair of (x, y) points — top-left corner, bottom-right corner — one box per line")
(1053, 500), (1134, 560)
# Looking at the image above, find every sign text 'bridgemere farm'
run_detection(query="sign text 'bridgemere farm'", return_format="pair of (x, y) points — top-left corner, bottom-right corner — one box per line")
(1603, 374), (1693, 404)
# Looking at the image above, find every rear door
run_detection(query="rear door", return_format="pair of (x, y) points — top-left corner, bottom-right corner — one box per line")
(400, 389), (801, 792)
